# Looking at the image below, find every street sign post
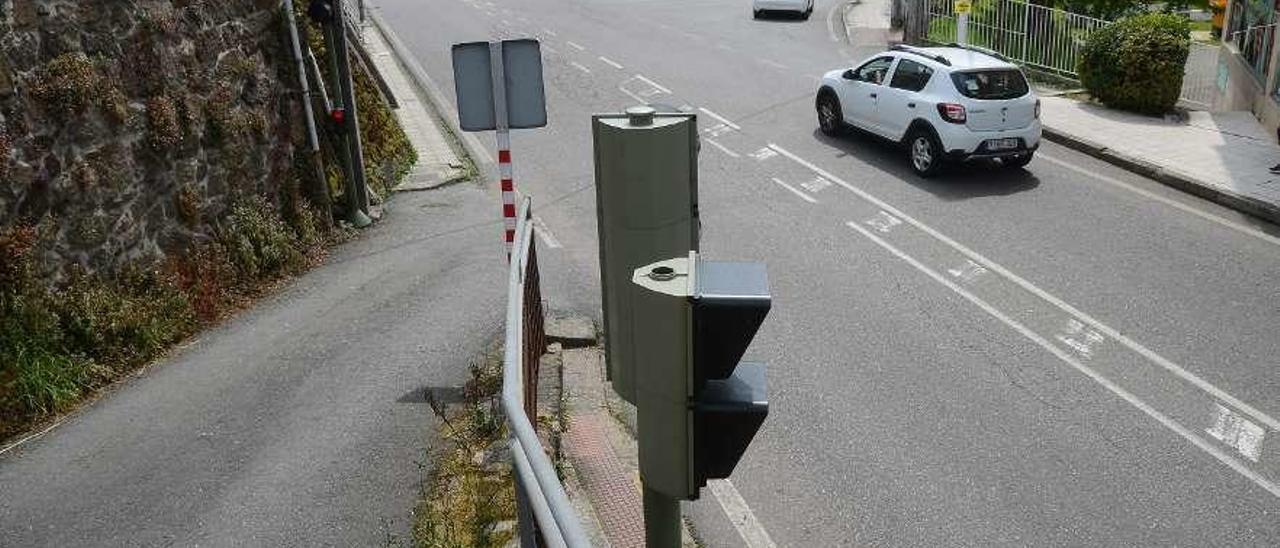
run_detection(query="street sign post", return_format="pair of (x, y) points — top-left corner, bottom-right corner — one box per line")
(451, 39), (547, 257)
(954, 0), (972, 44)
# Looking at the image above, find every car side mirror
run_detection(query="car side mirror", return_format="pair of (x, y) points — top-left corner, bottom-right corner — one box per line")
(842, 69), (857, 81)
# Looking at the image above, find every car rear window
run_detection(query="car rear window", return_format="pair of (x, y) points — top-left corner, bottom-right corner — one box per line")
(950, 69), (1029, 100)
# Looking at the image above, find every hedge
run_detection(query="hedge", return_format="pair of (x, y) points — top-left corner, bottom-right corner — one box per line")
(1079, 13), (1190, 115)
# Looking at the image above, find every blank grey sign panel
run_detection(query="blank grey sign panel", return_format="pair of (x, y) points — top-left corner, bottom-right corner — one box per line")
(451, 41), (496, 131)
(502, 39), (547, 129)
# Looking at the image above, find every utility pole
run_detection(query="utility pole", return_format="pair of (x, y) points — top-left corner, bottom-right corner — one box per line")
(313, 0), (371, 227)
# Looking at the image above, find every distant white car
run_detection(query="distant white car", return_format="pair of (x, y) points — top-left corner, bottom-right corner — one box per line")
(754, 0), (814, 19)
(815, 44), (1042, 177)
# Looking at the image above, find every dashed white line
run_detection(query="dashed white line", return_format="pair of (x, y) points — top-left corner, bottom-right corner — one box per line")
(569, 61), (591, 74)
(1040, 154), (1280, 248)
(543, 28), (558, 36)
(705, 138), (741, 158)
(844, 219), (1280, 500)
(759, 58), (789, 70)
(709, 479), (778, 548)
(769, 142), (1280, 433)
(633, 74), (671, 94)
(566, 40), (586, 51)
(532, 216), (562, 249)
(699, 108), (741, 131)
(598, 56), (624, 69)
(771, 177), (818, 203)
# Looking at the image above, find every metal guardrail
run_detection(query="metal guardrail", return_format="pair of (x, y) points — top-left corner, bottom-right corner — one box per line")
(913, 0), (1109, 78)
(503, 198), (590, 548)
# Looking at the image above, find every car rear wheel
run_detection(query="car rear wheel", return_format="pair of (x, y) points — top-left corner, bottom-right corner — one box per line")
(1001, 152), (1034, 169)
(908, 130), (944, 177)
(817, 94), (844, 136)
(753, 9), (762, 18)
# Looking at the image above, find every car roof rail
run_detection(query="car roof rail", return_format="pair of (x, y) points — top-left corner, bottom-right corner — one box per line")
(889, 44), (951, 66)
(943, 42), (1011, 62)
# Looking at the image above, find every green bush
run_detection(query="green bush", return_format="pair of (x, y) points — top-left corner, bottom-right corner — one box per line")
(221, 196), (305, 280)
(1079, 13), (1190, 115)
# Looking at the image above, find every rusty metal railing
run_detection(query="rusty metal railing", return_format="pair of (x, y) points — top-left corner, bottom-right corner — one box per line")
(503, 198), (589, 548)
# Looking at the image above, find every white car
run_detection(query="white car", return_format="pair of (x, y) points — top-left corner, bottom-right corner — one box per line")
(754, 0), (814, 19)
(815, 44), (1041, 177)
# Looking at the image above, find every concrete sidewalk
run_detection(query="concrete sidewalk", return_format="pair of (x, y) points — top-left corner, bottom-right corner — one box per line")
(1041, 95), (1280, 225)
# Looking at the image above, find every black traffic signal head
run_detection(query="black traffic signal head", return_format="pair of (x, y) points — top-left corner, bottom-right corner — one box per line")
(688, 257), (770, 496)
(308, 0), (335, 23)
(692, 260), (770, 388)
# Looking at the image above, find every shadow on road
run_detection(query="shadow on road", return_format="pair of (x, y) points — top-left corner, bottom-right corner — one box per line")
(811, 129), (1042, 201)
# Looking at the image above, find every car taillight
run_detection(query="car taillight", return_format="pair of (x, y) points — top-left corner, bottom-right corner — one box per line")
(1035, 99), (1041, 120)
(937, 103), (966, 124)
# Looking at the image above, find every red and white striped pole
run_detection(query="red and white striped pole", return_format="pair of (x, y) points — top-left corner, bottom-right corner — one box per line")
(498, 130), (517, 257)
(490, 42), (517, 259)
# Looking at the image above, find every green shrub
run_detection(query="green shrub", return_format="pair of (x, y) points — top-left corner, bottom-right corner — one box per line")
(54, 266), (195, 367)
(221, 196), (305, 280)
(1079, 13), (1190, 115)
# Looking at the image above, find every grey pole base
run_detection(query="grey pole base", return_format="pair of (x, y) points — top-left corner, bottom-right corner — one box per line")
(643, 484), (681, 547)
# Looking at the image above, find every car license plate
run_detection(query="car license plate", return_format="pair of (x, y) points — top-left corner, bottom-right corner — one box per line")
(988, 138), (1019, 151)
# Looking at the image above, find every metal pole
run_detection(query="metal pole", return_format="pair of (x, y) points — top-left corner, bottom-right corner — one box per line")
(282, 0), (332, 227)
(957, 12), (969, 44)
(491, 41), (518, 259)
(643, 484), (681, 548)
(333, 4), (373, 225)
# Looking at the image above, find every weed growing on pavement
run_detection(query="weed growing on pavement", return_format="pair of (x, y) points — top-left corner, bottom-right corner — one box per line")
(414, 351), (516, 548)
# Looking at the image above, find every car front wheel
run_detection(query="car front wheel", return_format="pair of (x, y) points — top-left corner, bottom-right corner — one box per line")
(908, 130), (944, 177)
(817, 94), (844, 136)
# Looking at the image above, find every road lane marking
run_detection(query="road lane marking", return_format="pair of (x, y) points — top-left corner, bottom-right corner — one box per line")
(598, 56), (624, 69)
(543, 28), (557, 36)
(1208, 404), (1266, 462)
(1055, 319), (1106, 359)
(759, 59), (789, 70)
(569, 61), (591, 74)
(705, 138), (741, 158)
(633, 74), (671, 94)
(543, 44), (558, 54)
(947, 260), (988, 284)
(501, 19), (511, 25)
(709, 479), (778, 548)
(865, 211), (902, 233)
(749, 147), (778, 161)
(698, 108), (741, 130)
(800, 176), (831, 193)
(706, 124), (735, 137)
(532, 216), (562, 249)
(769, 143), (1280, 432)
(717, 43), (736, 52)
(771, 178), (818, 203)
(1040, 154), (1280, 248)
(844, 220), (1280, 500)
(566, 40), (586, 51)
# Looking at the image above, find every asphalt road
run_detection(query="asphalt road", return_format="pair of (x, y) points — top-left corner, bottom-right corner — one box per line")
(0, 185), (507, 546)
(374, 0), (1280, 545)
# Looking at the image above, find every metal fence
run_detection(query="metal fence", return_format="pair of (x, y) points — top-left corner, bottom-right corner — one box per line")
(903, 0), (1220, 109)
(503, 198), (590, 548)
(906, 0), (1110, 78)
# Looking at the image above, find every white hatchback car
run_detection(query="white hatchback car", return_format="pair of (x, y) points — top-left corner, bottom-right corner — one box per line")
(753, 0), (814, 19)
(816, 44), (1041, 177)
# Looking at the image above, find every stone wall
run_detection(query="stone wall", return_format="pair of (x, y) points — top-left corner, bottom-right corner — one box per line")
(0, 0), (331, 280)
